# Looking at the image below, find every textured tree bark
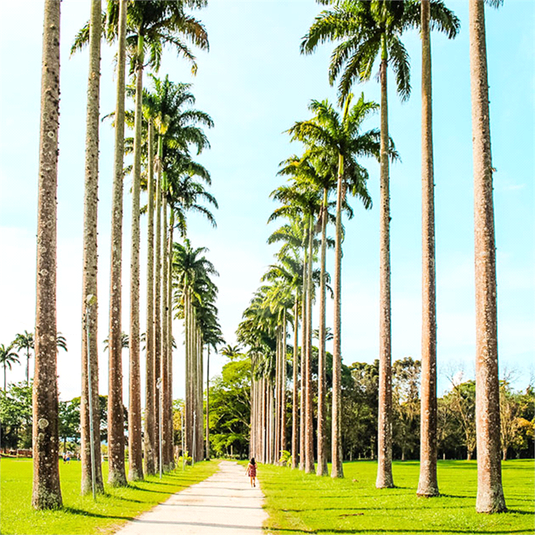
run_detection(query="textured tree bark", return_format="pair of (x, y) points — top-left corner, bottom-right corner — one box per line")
(418, 0), (439, 498)
(299, 244), (307, 470)
(331, 152), (344, 479)
(153, 140), (163, 470)
(468, 0), (507, 514)
(185, 290), (192, 459)
(144, 120), (156, 475)
(161, 198), (169, 470)
(316, 189), (328, 477)
(281, 312), (287, 456)
(274, 331), (281, 464)
(376, 55), (394, 489)
(305, 215), (315, 474)
(107, 0), (127, 488)
(128, 33), (144, 482)
(167, 214), (174, 468)
(291, 298), (299, 469)
(206, 346), (210, 459)
(33, 0), (62, 510)
(81, 0), (104, 497)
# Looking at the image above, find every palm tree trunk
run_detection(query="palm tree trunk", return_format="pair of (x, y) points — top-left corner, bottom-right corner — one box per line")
(331, 152), (344, 479)
(376, 50), (394, 489)
(418, 0), (438, 498)
(167, 212), (174, 468)
(291, 297), (299, 469)
(107, 0), (127, 488)
(317, 189), (328, 476)
(153, 140), (163, 470)
(305, 215), (315, 474)
(185, 289), (192, 459)
(32, 0), (62, 509)
(281, 310), (287, 456)
(468, 0), (506, 514)
(81, 0), (104, 496)
(299, 240), (307, 470)
(161, 196), (169, 470)
(206, 346), (210, 459)
(128, 33), (145, 482)
(144, 119), (156, 475)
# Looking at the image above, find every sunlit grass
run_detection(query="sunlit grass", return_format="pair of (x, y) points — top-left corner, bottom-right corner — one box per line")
(260, 459), (534, 535)
(0, 458), (219, 535)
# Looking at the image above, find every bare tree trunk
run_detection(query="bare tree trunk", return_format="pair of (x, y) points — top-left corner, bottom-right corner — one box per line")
(206, 346), (210, 459)
(291, 297), (299, 469)
(418, 0), (438, 498)
(107, 0), (127, 488)
(144, 120), (156, 475)
(167, 213), (174, 468)
(468, 0), (506, 514)
(128, 33), (144, 482)
(161, 198), (169, 470)
(305, 215), (315, 474)
(331, 152), (344, 479)
(153, 141), (163, 470)
(33, 0), (62, 509)
(185, 290), (192, 459)
(317, 189), (328, 476)
(299, 243), (307, 470)
(81, 0), (103, 496)
(281, 311), (287, 456)
(376, 54), (394, 489)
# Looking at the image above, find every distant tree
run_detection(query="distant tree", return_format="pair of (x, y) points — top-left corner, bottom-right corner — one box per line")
(0, 382), (33, 449)
(0, 344), (20, 391)
(208, 353), (251, 458)
(13, 331), (34, 385)
(59, 399), (81, 455)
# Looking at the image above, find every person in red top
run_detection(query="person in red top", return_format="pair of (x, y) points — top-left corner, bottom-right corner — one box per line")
(245, 457), (257, 487)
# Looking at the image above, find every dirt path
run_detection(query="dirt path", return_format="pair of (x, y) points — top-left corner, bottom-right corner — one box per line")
(114, 461), (268, 535)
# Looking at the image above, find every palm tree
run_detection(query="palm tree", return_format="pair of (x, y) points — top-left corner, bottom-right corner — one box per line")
(286, 94), (382, 478)
(73, 0), (105, 497)
(106, 0), (128, 488)
(33, 0), (62, 510)
(13, 331), (34, 385)
(417, 0), (459, 499)
(302, 0), (458, 488)
(468, 0), (507, 514)
(124, 0), (209, 482)
(0, 344), (19, 391)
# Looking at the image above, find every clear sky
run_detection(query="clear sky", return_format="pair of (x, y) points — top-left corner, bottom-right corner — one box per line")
(0, 0), (533, 404)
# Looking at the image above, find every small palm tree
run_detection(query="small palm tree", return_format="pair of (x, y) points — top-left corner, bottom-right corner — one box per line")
(0, 344), (20, 391)
(14, 331), (34, 385)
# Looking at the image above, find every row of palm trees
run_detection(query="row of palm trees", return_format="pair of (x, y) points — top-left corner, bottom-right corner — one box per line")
(240, 0), (506, 515)
(32, 0), (220, 509)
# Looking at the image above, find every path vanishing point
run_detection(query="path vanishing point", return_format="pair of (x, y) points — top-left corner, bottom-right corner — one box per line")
(114, 461), (268, 535)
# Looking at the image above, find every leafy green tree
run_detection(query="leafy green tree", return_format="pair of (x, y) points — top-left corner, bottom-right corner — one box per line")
(0, 344), (20, 391)
(0, 382), (33, 450)
(13, 331), (34, 386)
(208, 354), (251, 458)
(59, 399), (81, 455)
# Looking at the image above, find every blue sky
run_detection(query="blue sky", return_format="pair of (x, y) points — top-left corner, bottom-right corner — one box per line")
(0, 0), (533, 402)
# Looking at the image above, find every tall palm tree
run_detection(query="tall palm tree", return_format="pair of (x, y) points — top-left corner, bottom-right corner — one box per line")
(0, 344), (19, 391)
(302, 0), (458, 488)
(75, 0), (105, 496)
(106, 0), (128, 488)
(286, 94), (382, 478)
(13, 331), (34, 385)
(468, 0), (506, 514)
(33, 0), (62, 510)
(125, 0), (209, 482)
(417, 0), (459, 499)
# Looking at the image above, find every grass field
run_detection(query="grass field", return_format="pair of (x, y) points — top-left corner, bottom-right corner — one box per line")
(0, 458), (219, 535)
(260, 459), (534, 535)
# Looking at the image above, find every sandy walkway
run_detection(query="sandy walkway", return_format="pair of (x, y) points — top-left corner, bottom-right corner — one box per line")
(114, 461), (268, 535)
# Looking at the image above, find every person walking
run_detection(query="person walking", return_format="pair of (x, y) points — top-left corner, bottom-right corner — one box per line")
(245, 458), (257, 487)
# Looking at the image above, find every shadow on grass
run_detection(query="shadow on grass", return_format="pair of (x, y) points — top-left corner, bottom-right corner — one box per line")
(64, 507), (135, 522)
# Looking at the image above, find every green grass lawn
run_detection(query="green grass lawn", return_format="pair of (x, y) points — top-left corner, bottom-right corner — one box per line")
(0, 458), (219, 535)
(260, 459), (534, 535)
